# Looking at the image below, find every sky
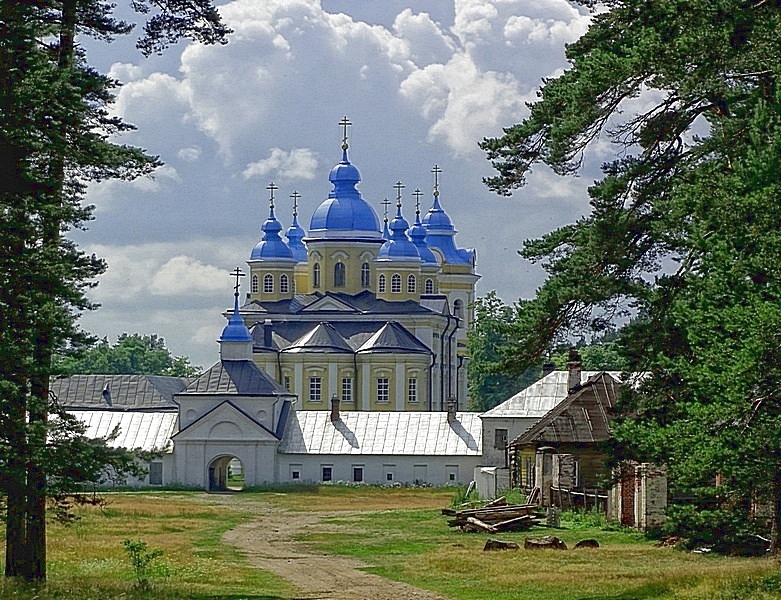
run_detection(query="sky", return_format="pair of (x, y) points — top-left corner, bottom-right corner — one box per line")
(75, 0), (606, 368)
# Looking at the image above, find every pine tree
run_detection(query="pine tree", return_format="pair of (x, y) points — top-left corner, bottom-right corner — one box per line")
(481, 0), (781, 550)
(0, 0), (228, 581)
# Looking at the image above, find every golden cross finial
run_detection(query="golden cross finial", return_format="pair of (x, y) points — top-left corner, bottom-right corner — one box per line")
(290, 190), (300, 216)
(231, 267), (245, 297)
(413, 189), (423, 214)
(432, 164), (441, 197)
(266, 182), (278, 209)
(381, 198), (391, 222)
(339, 116), (351, 150)
(394, 181), (405, 208)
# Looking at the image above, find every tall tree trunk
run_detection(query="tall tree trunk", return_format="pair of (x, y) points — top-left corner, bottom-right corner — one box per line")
(770, 467), (781, 555)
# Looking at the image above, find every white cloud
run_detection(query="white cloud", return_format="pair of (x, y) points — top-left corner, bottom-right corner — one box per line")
(243, 147), (318, 181)
(149, 256), (227, 296)
(178, 146), (202, 162)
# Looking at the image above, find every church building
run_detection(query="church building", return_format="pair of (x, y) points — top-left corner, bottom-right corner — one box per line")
(238, 120), (479, 412)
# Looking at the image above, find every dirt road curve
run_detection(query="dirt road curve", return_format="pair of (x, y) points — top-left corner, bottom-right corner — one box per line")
(222, 505), (449, 600)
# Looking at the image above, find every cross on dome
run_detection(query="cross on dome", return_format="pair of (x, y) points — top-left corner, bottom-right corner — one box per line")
(381, 197), (391, 222)
(231, 266), (245, 297)
(413, 189), (423, 214)
(394, 181), (405, 208)
(432, 164), (441, 197)
(266, 182), (278, 210)
(339, 116), (351, 150)
(290, 190), (300, 216)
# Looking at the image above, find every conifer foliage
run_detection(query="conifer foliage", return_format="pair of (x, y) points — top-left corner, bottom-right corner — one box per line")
(481, 1), (781, 550)
(0, 1), (228, 581)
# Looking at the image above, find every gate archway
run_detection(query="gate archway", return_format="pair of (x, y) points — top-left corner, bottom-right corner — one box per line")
(207, 455), (245, 491)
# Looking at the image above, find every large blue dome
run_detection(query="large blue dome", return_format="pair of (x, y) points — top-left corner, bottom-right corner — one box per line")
(377, 203), (422, 262)
(309, 148), (382, 238)
(250, 204), (295, 262)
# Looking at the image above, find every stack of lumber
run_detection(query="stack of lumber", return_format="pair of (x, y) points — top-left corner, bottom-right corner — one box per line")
(442, 497), (544, 533)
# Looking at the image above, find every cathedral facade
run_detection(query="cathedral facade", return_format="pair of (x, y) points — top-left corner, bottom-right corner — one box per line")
(237, 124), (479, 412)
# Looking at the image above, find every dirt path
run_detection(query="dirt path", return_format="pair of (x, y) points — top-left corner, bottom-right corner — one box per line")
(221, 502), (449, 600)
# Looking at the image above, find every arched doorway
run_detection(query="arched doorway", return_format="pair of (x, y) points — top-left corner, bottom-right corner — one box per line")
(207, 455), (245, 491)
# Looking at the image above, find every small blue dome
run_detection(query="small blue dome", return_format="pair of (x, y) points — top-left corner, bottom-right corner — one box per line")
(286, 213), (308, 262)
(221, 294), (252, 342)
(250, 204), (295, 262)
(377, 203), (422, 262)
(309, 148), (382, 237)
(409, 211), (439, 266)
(422, 192), (473, 266)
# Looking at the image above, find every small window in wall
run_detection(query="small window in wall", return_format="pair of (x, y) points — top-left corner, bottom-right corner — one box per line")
(386, 472), (394, 482)
(408, 377), (418, 403)
(251, 274), (259, 294)
(322, 466), (333, 482)
(407, 274), (416, 293)
(290, 464), (302, 480)
(334, 262), (345, 287)
(424, 278), (434, 294)
(342, 377), (353, 403)
(361, 262), (370, 287)
(446, 465), (459, 483)
(283, 375), (291, 391)
(309, 377), (322, 402)
(384, 464), (396, 482)
(280, 273), (289, 293)
(391, 273), (401, 293)
(263, 273), (273, 293)
(149, 461), (163, 485)
(494, 428), (508, 450)
(313, 263), (321, 288)
(353, 466), (364, 483)
(377, 377), (389, 403)
(378, 274), (386, 293)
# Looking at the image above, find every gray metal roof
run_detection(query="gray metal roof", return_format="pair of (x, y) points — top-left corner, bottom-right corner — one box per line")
(279, 411), (482, 456)
(481, 371), (623, 418)
(356, 322), (431, 354)
(283, 322), (354, 353)
(243, 290), (437, 317)
(179, 360), (294, 396)
(70, 410), (177, 452)
(51, 375), (189, 410)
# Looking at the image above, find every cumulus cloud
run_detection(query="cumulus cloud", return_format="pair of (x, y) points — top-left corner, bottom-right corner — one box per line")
(178, 146), (202, 162)
(243, 147), (318, 181)
(149, 256), (227, 296)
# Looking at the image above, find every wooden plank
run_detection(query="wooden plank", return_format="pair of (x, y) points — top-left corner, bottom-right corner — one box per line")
(465, 516), (497, 533)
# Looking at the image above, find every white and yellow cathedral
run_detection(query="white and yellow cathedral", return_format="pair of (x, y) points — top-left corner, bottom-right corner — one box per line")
(237, 127), (479, 413)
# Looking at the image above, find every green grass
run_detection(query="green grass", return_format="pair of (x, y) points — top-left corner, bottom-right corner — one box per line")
(1, 487), (780, 599)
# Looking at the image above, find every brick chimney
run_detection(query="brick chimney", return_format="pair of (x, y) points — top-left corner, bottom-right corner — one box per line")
(330, 394), (340, 422)
(263, 318), (273, 348)
(567, 348), (582, 392)
(446, 396), (457, 423)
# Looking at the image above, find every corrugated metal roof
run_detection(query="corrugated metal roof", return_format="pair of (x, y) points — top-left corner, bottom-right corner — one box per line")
(70, 410), (177, 452)
(481, 371), (623, 418)
(51, 375), (189, 410)
(279, 411), (482, 456)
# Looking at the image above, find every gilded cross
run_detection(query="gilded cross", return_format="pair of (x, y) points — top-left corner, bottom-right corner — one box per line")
(231, 267), (245, 296)
(431, 164), (441, 196)
(290, 190), (300, 217)
(266, 182), (278, 209)
(393, 181), (405, 208)
(339, 116), (351, 149)
(413, 189), (423, 214)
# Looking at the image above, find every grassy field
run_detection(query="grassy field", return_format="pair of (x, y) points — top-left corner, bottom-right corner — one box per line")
(1, 486), (780, 599)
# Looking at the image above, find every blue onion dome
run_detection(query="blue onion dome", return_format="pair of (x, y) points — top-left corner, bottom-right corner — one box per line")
(377, 201), (422, 262)
(308, 143), (382, 240)
(221, 287), (252, 342)
(422, 189), (472, 266)
(286, 212), (308, 263)
(409, 210), (439, 266)
(250, 200), (295, 261)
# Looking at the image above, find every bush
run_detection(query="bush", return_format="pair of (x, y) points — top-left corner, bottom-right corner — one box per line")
(122, 538), (165, 590)
(664, 505), (768, 555)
